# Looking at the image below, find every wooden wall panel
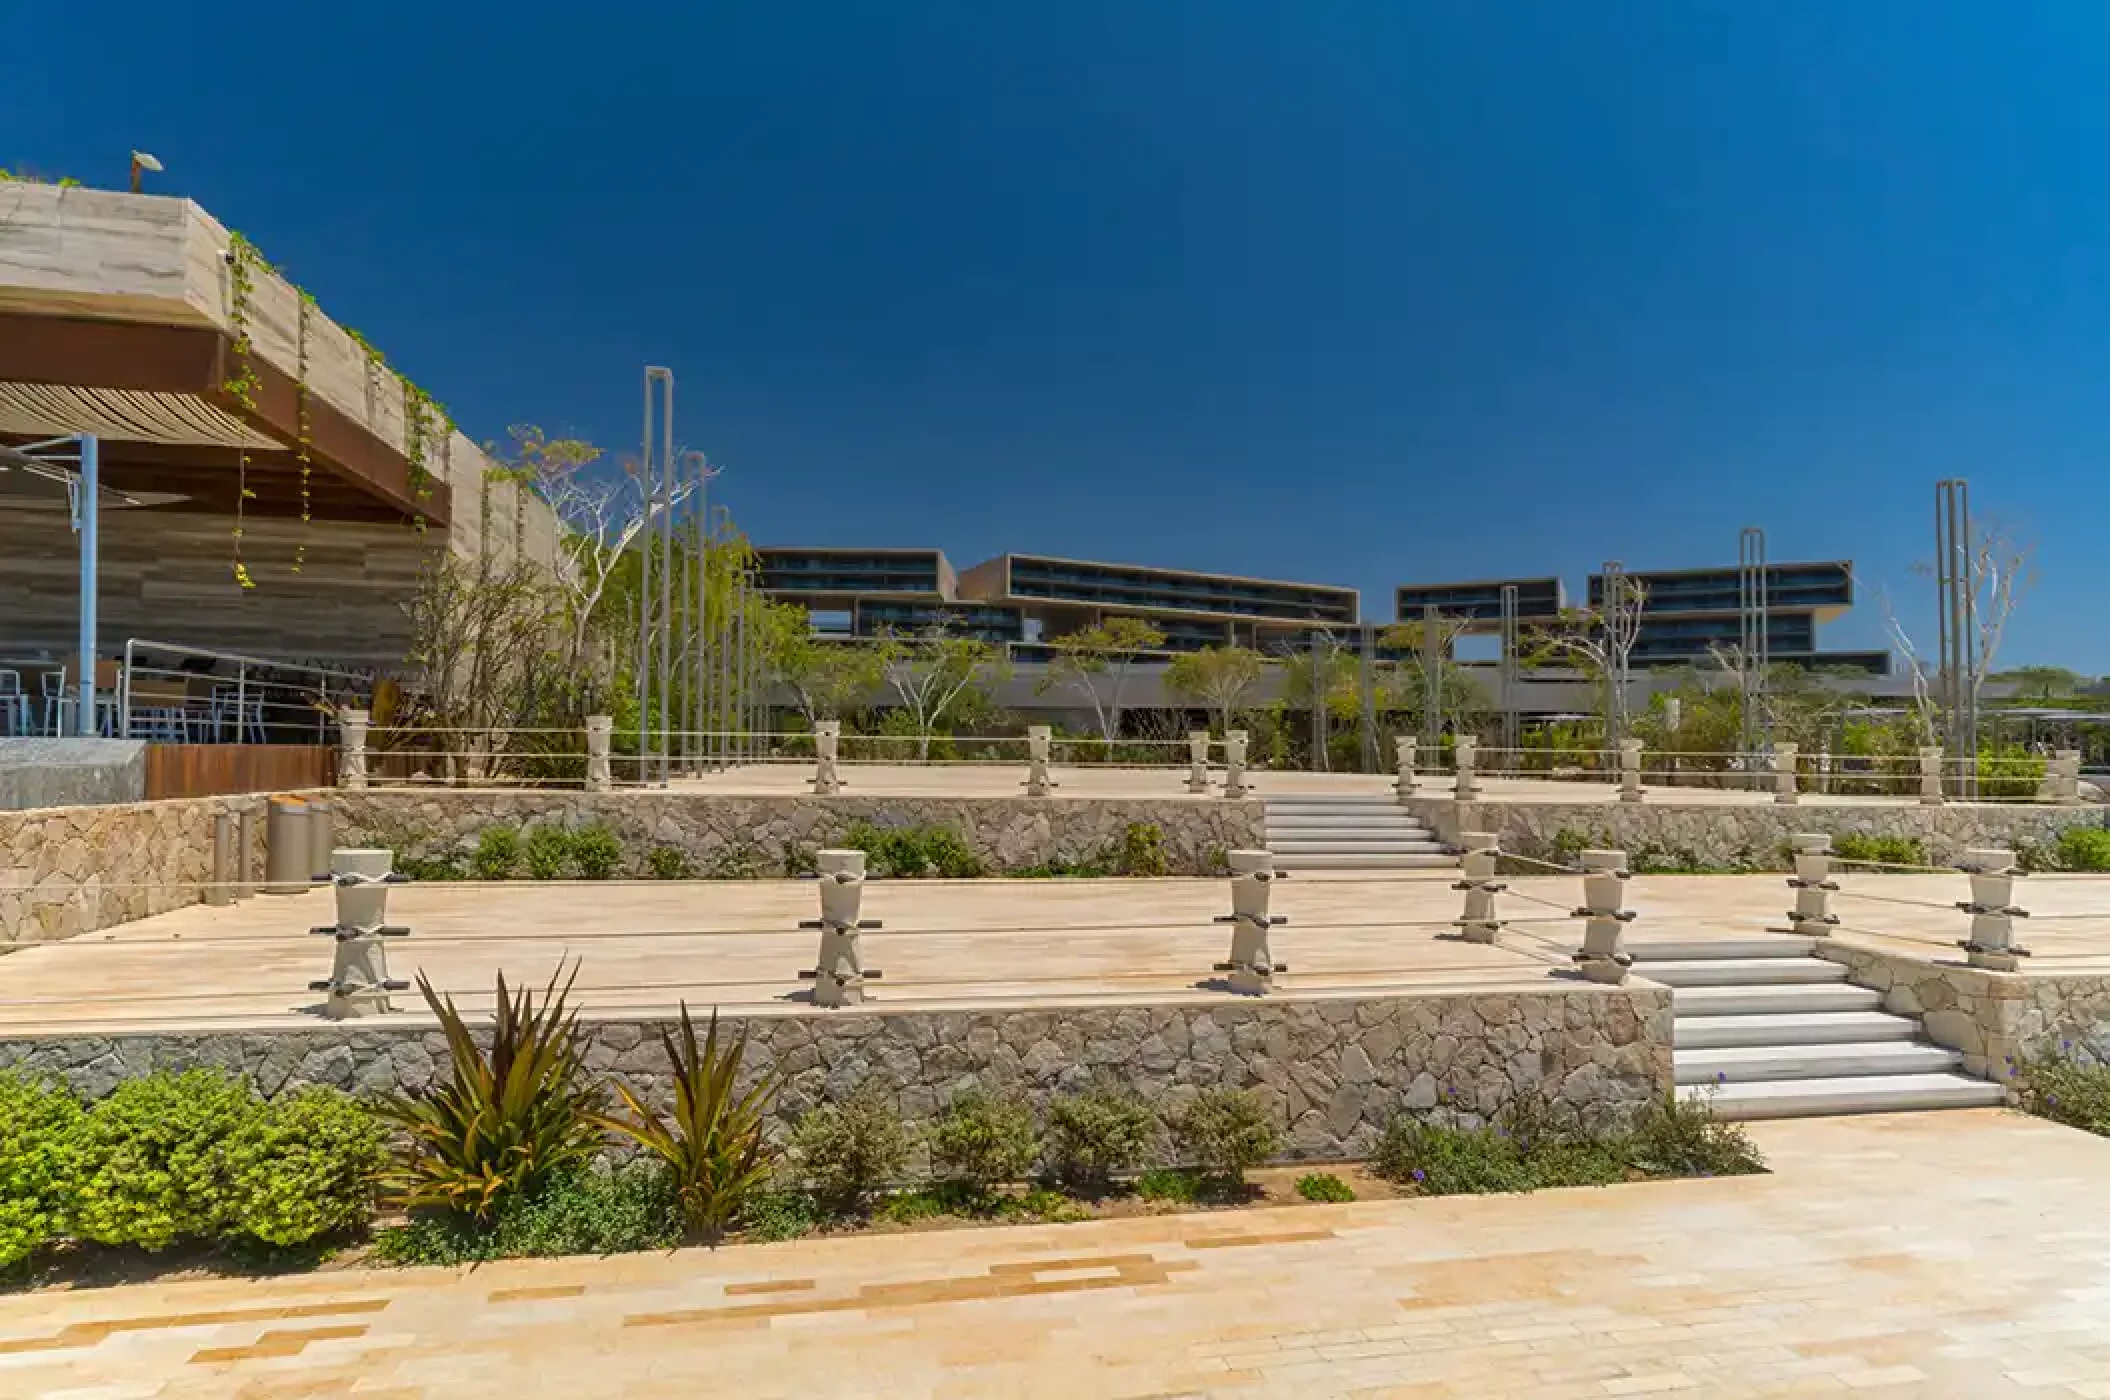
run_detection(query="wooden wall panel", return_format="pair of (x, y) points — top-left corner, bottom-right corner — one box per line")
(144, 744), (334, 800)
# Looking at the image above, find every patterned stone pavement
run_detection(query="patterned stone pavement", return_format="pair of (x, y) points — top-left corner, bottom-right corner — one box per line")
(6, 1109), (2110, 1399)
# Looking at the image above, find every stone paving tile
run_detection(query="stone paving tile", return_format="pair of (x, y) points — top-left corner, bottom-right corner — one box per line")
(5, 1109), (2110, 1398)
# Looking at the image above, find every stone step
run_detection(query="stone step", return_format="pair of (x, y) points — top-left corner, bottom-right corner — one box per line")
(1269, 852), (1458, 870)
(1637, 957), (1848, 988)
(1262, 801), (1412, 814)
(1674, 1010), (1921, 1050)
(1264, 811), (1432, 829)
(1628, 937), (1820, 963)
(1672, 983), (1884, 1016)
(1676, 1040), (1962, 1085)
(1266, 837), (1450, 854)
(1705, 1072), (2006, 1121)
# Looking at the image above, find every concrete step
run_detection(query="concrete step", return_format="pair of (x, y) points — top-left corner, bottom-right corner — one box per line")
(1262, 803), (1413, 816)
(1265, 812), (1432, 829)
(1672, 983), (1885, 1016)
(1705, 1072), (2006, 1121)
(1638, 957), (1848, 988)
(1675, 1010), (1921, 1050)
(1628, 937), (1820, 963)
(1677, 1040), (1962, 1085)
(1267, 837), (1449, 854)
(1270, 852), (1458, 870)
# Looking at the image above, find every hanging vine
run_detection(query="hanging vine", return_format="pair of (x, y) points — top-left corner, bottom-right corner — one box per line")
(293, 290), (317, 572)
(223, 233), (265, 590)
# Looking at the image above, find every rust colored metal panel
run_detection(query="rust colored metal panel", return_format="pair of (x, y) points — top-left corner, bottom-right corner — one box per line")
(143, 745), (336, 800)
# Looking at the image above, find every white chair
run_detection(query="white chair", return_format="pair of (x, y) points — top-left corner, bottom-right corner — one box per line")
(0, 670), (25, 736)
(39, 670), (68, 736)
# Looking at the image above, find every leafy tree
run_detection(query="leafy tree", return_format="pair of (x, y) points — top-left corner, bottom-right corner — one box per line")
(1164, 645), (1269, 736)
(1040, 617), (1166, 742)
(760, 601), (884, 727)
(1380, 613), (1487, 739)
(1996, 666), (2087, 704)
(876, 620), (1009, 760)
(1522, 574), (1649, 745)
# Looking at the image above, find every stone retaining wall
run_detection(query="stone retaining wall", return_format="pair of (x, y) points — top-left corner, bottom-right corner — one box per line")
(0, 793), (268, 946)
(1820, 939), (2110, 1081)
(1414, 798), (2104, 871)
(330, 791), (1264, 879)
(0, 983), (1673, 1163)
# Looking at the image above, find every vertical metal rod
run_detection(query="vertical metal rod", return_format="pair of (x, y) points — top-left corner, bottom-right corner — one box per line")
(1421, 603), (1440, 752)
(656, 373), (675, 788)
(635, 371), (653, 785)
(1958, 480), (1978, 797)
(1307, 627), (1326, 771)
(715, 506), (732, 771)
(76, 434), (100, 738)
(1357, 623), (1376, 774)
(691, 454), (708, 770)
(1498, 585), (1519, 765)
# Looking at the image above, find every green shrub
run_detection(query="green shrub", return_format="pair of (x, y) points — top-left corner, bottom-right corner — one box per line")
(1117, 823), (1168, 877)
(1045, 1085), (1156, 1191)
(789, 1085), (910, 1210)
(1978, 744), (2047, 801)
(71, 1070), (261, 1250)
(927, 1091), (1038, 1194)
(378, 965), (605, 1222)
(1622, 1091), (1765, 1178)
(523, 824), (574, 880)
(2055, 827), (2110, 874)
(704, 840), (772, 880)
(1295, 1172), (1355, 1203)
(395, 851), (464, 882)
(646, 845), (695, 880)
(1371, 1117), (1534, 1195)
(841, 821), (983, 878)
(741, 1189), (821, 1242)
(1135, 1167), (1202, 1203)
(0, 1073), (82, 1271)
(373, 1162), (680, 1266)
(1170, 1088), (1281, 1183)
(471, 825), (523, 880)
(2018, 1050), (2110, 1136)
(571, 824), (624, 880)
(1831, 833), (1927, 868)
(226, 1087), (384, 1247)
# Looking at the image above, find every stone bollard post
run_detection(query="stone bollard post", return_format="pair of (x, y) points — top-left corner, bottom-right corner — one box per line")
(1186, 731), (1212, 795)
(2040, 749), (2082, 805)
(1023, 725), (1057, 797)
(1957, 847), (2029, 971)
(1772, 742), (1800, 806)
(1222, 729), (1250, 800)
(585, 715), (613, 793)
(1618, 739), (1645, 803)
(799, 849), (883, 1006)
(812, 720), (844, 796)
(309, 848), (410, 1020)
(1918, 746), (1945, 806)
(207, 812), (235, 907)
(1214, 849), (1287, 994)
(1394, 735), (1418, 798)
(1454, 735), (1481, 801)
(235, 805), (256, 900)
(1451, 830), (1505, 944)
(1785, 832), (1839, 937)
(338, 708), (370, 790)
(1570, 849), (1634, 984)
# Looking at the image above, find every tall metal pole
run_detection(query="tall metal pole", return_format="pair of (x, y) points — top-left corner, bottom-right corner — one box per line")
(75, 434), (99, 738)
(1498, 584), (1519, 765)
(1936, 479), (1979, 798)
(1420, 603), (1441, 752)
(1601, 560), (1630, 749)
(655, 372), (675, 787)
(1738, 526), (1769, 766)
(715, 505), (733, 771)
(1307, 628), (1327, 771)
(634, 373), (653, 784)
(1356, 623), (1376, 773)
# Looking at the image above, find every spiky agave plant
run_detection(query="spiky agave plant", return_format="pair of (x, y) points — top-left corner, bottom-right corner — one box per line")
(378, 962), (605, 1222)
(597, 1004), (780, 1243)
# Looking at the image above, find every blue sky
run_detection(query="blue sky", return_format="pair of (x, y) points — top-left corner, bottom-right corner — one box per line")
(8, 2), (2108, 669)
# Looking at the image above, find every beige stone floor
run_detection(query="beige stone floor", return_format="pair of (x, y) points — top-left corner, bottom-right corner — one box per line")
(7, 1109), (2110, 1398)
(5, 872), (2106, 1036)
(652, 762), (1961, 808)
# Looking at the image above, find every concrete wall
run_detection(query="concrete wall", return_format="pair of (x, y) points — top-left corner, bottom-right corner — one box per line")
(331, 790), (1266, 878)
(1414, 797), (2106, 870)
(0, 982), (1674, 1160)
(0, 739), (145, 811)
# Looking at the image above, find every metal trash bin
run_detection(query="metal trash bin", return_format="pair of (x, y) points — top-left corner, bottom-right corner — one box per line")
(305, 798), (335, 885)
(262, 796), (311, 895)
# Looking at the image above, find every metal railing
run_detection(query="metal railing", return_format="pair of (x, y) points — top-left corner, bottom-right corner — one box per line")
(117, 639), (378, 745)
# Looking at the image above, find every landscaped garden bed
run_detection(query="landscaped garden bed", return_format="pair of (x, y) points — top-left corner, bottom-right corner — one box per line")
(1, 966), (1763, 1292)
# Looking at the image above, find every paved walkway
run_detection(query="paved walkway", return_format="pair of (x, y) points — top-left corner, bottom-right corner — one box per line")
(8, 1109), (2110, 1397)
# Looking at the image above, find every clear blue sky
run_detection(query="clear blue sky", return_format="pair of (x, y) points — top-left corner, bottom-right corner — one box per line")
(9, 2), (2108, 669)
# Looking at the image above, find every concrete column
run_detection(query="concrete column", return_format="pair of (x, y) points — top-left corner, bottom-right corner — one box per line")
(337, 708), (369, 790)
(1959, 848), (2028, 971)
(1571, 849), (1634, 984)
(1186, 731), (1212, 795)
(812, 719), (844, 796)
(1785, 832), (1838, 936)
(585, 715), (613, 793)
(1023, 725), (1057, 797)
(799, 849), (881, 1006)
(1918, 746), (1945, 805)
(310, 848), (409, 1020)
(1394, 735), (1418, 798)
(1772, 742), (1799, 806)
(1618, 739), (1645, 804)
(1214, 849), (1286, 994)
(1222, 729), (1250, 800)
(1454, 830), (1504, 944)
(1453, 735), (1481, 801)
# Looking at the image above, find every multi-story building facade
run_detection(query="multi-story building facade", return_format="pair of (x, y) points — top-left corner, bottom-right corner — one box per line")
(1583, 561), (1886, 673)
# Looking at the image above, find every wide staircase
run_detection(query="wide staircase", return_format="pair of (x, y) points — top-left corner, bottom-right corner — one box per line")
(1262, 794), (1455, 872)
(1628, 937), (2006, 1119)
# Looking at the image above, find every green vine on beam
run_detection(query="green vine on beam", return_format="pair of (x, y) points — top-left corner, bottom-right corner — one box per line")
(223, 232), (266, 590)
(293, 290), (317, 572)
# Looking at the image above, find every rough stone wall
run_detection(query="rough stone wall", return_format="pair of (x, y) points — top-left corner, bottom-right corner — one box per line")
(0, 794), (269, 946)
(0, 984), (1673, 1163)
(330, 792), (1265, 878)
(1416, 799), (2105, 871)
(1820, 939), (2110, 1082)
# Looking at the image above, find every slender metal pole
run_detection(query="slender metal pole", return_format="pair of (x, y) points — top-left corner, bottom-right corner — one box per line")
(635, 373), (653, 784)
(656, 372), (675, 788)
(1499, 584), (1519, 764)
(1421, 603), (1440, 751)
(1357, 623), (1376, 773)
(75, 434), (99, 738)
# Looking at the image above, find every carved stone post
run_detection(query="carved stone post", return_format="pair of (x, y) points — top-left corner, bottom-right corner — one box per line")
(1918, 746), (1945, 806)
(1772, 742), (1799, 806)
(309, 848), (409, 1020)
(1186, 731), (1212, 794)
(2039, 749), (2082, 805)
(1785, 832), (1838, 937)
(1222, 728), (1250, 799)
(1452, 830), (1504, 944)
(1394, 734), (1418, 798)
(1453, 735), (1481, 801)
(337, 708), (369, 790)
(1958, 847), (2028, 972)
(1214, 849), (1286, 994)
(1618, 739), (1644, 803)
(799, 849), (883, 1006)
(812, 719), (844, 796)
(585, 715), (613, 793)
(1023, 725), (1057, 797)
(1571, 849), (1634, 984)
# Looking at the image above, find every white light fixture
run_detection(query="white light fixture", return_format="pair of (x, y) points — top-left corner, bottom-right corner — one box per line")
(129, 151), (163, 193)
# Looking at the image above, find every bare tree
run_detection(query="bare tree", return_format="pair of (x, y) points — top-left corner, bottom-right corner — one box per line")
(398, 551), (565, 783)
(1523, 575), (1649, 744)
(876, 621), (1009, 760)
(1039, 617), (1166, 743)
(1863, 519), (2035, 747)
(1381, 612), (1480, 740)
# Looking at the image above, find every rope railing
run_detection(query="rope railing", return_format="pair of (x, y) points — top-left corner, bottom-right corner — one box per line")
(1780, 833), (2042, 969)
